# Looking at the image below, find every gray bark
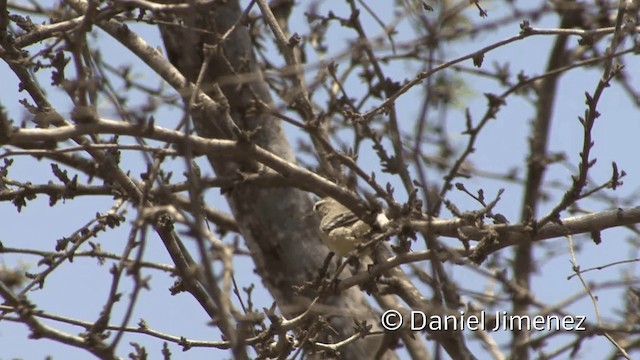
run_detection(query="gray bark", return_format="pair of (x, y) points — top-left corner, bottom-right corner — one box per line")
(158, 2), (396, 358)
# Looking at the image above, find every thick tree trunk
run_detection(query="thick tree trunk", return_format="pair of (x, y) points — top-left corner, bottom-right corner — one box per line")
(158, 2), (395, 358)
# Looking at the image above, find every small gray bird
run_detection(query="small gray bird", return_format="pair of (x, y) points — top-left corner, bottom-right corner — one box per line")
(313, 197), (389, 257)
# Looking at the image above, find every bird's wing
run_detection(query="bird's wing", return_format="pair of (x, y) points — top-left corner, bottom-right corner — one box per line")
(320, 212), (360, 233)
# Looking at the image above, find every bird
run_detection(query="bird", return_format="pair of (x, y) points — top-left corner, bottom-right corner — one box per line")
(313, 197), (389, 257)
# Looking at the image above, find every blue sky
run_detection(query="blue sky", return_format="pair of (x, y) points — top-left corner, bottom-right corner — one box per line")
(2, 1), (639, 359)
